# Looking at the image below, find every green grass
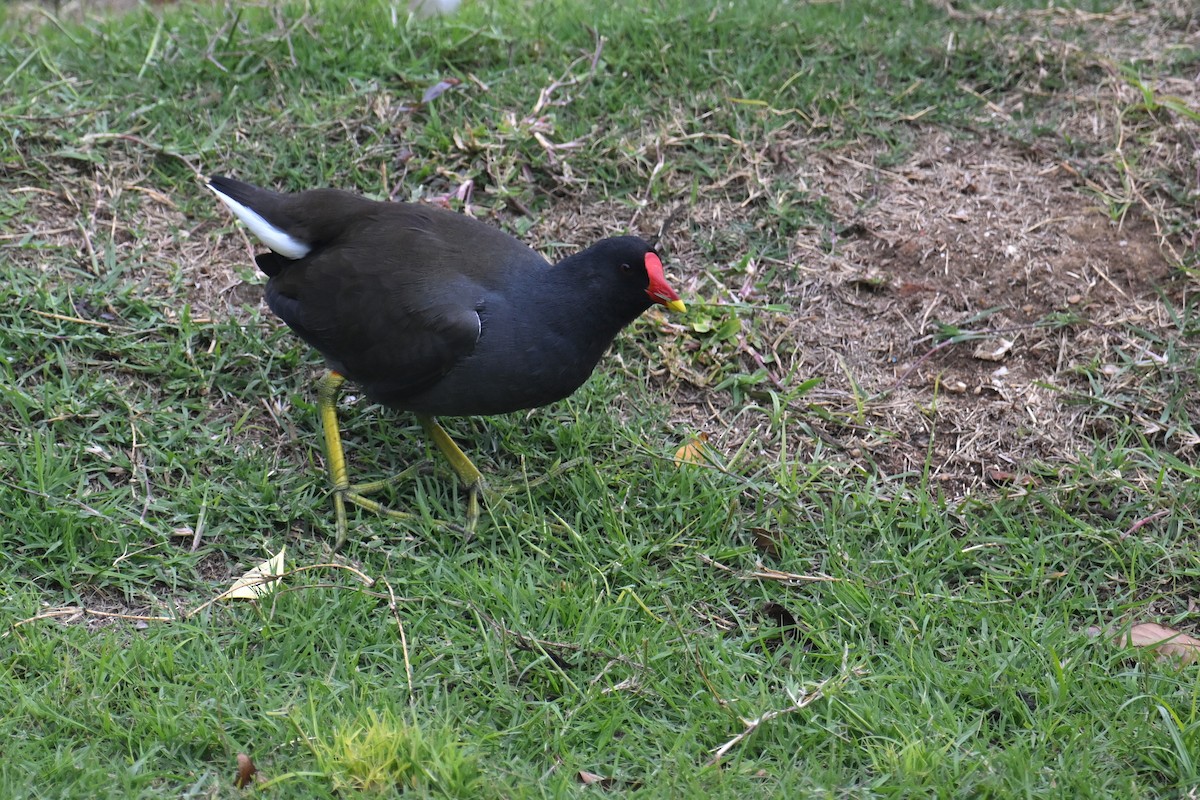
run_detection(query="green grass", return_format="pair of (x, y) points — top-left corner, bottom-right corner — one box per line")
(3, 0), (1200, 797)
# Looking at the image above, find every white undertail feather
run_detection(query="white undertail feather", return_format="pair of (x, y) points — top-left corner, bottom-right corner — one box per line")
(207, 182), (312, 260)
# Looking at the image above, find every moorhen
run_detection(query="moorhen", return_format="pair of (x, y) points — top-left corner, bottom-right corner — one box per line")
(208, 176), (685, 547)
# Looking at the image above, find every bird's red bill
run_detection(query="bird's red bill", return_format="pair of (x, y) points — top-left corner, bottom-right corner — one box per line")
(644, 252), (684, 310)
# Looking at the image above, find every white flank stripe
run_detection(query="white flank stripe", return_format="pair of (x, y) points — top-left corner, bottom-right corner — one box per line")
(208, 183), (311, 259)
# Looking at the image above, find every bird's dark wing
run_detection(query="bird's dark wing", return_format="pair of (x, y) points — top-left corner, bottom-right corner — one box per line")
(264, 204), (544, 405)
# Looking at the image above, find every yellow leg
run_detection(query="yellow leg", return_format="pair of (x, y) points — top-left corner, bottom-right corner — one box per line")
(315, 371), (486, 547)
(318, 370), (414, 549)
(416, 414), (484, 533)
(317, 370), (350, 546)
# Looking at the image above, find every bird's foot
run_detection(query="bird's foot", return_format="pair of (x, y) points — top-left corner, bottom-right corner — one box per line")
(329, 465), (424, 550)
(416, 414), (490, 535)
(330, 465), (489, 547)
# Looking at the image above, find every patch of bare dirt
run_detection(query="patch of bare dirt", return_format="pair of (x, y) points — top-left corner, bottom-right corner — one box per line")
(693, 130), (1187, 480)
(812, 134), (1178, 481)
(616, 2), (1200, 501)
(934, 0), (1199, 68)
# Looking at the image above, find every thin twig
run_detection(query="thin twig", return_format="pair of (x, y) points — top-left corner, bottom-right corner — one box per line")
(12, 607), (175, 628)
(697, 554), (918, 597)
(707, 678), (832, 766)
(697, 554), (838, 584)
(529, 34), (605, 116)
(0, 226), (74, 241)
(1122, 509), (1170, 539)
(78, 132), (201, 177)
(29, 309), (114, 329)
(748, 566), (840, 584)
(382, 577), (416, 704)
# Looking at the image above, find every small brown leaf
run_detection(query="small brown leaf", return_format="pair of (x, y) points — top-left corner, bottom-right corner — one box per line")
(234, 753), (256, 789)
(987, 469), (1038, 488)
(986, 469), (1016, 484)
(750, 527), (782, 558)
(1121, 623), (1200, 665)
(759, 602), (805, 651)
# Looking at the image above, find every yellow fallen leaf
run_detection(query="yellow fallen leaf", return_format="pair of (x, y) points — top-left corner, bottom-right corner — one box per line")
(1119, 622), (1200, 665)
(673, 433), (711, 468)
(221, 548), (286, 601)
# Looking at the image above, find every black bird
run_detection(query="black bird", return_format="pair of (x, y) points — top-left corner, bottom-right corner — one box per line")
(209, 175), (685, 547)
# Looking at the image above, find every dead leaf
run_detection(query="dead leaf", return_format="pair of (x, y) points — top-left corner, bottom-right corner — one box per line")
(234, 753), (256, 788)
(421, 77), (461, 104)
(898, 281), (936, 296)
(986, 469), (1038, 488)
(847, 271), (889, 291)
(759, 602), (805, 652)
(1121, 623), (1200, 665)
(398, 77), (462, 113)
(578, 770), (609, 787)
(673, 432), (711, 468)
(972, 337), (1014, 361)
(220, 548), (286, 601)
(750, 527), (782, 558)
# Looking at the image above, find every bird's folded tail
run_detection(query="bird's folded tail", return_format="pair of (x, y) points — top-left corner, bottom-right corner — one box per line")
(208, 175), (312, 261)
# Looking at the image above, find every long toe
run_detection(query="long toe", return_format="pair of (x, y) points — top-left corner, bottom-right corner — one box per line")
(333, 490), (350, 551)
(341, 489), (417, 525)
(463, 479), (484, 534)
(417, 414), (489, 531)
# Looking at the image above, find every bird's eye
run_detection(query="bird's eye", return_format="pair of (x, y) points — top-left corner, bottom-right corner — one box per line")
(620, 263), (632, 273)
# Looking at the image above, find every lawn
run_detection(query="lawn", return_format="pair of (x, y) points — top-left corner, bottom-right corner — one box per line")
(1, 0), (1199, 796)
